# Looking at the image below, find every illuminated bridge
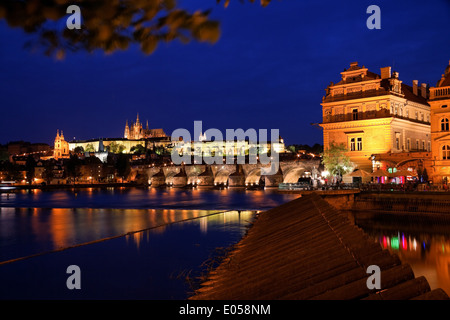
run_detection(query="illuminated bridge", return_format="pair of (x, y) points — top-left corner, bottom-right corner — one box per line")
(133, 159), (321, 189)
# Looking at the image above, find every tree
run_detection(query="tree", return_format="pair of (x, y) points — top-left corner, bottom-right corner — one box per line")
(321, 142), (352, 182)
(25, 155), (36, 184)
(1, 161), (23, 182)
(130, 144), (146, 154)
(43, 161), (55, 185)
(74, 146), (84, 154)
(66, 155), (82, 183)
(115, 153), (131, 182)
(0, 0), (222, 59)
(108, 141), (126, 154)
(85, 144), (95, 152)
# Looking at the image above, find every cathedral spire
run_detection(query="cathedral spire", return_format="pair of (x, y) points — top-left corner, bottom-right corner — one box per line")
(124, 120), (130, 139)
(146, 120), (149, 130)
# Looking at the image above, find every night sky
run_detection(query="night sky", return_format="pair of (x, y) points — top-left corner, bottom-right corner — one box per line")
(1, 0), (449, 146)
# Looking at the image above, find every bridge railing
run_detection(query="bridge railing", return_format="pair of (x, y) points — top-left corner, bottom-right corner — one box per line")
(279, 182), (360, 191)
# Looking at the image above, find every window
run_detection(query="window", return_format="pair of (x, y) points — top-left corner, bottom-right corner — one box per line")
(428, 141), (431, 152)
(352, 109), (358, 120)
(415, 111), (418, 120)
(396, 137), (400, 150)
(422, 141), (425, 151)
(416, 140), (419, 150)
(349, 137), (362, 151)
(357, 137), (363, 151)
(443, 145), (450, 160)
(442, 105), (448, 109)
(441, 118), (449, 131)
(407, 139), (410, 150)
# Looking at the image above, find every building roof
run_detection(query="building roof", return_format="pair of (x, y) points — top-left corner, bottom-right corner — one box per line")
(323, 62), (429, 106)
(436, 61), (450, 87)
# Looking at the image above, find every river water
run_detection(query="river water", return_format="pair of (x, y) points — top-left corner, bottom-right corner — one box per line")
(0, 187), (300, 299)
(1, 187), (450, 299)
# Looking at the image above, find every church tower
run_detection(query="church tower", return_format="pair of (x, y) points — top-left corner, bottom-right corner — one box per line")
(54, 129), (69, 160)
(124, 120), (130, 139)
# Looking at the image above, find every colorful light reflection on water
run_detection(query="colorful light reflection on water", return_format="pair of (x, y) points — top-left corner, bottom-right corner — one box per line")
(367, 230), (450, 296)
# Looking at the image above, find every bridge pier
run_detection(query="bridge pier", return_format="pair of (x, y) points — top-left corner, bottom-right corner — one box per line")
(172, 166), (187, 188)
(150, 169), (166, 187)
(197, 165), (214, 189)
(264, 167), (284, 189)
(228, 164), (245, 188)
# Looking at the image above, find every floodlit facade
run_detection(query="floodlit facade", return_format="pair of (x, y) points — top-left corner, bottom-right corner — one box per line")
(53, 130), (70, 160)
(430, 61), (450, 184)
(320, 62), (431, 182)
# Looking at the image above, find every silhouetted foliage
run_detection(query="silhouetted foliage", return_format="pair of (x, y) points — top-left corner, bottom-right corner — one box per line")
(0, 0), (223, 58)
(0, 0), (276, 58)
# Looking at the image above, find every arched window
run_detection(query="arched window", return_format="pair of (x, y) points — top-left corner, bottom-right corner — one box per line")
(442, 145), (450, 160)
(441, 118), (449, 131)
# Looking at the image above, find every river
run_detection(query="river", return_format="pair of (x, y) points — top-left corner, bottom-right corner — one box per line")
(1, 187), (450, 299)
(0, 187), (300, 299)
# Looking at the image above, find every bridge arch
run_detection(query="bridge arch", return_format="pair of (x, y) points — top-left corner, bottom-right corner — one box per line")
(283, 167), (307, 184)
(214, 169), (232, 185)
(245, 168), (262, 186)
(165, 170), (178, 185)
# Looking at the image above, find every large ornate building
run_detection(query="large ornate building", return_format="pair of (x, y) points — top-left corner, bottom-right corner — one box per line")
(320, 62), (431, 182)
(124, 114), (167, 140)
(53, 130), (70, 160)
(430, 61), (450, 184)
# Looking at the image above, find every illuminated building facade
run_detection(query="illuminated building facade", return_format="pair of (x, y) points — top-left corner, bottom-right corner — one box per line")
(320, 62), (431, 182)
(124, 114), (167, 140)
(173, 134), (286, 158)
(430, 60), (450, 184)
(53, 130), (70, 160)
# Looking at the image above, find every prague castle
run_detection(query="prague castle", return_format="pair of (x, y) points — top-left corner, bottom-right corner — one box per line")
(124, 114), (167, 140)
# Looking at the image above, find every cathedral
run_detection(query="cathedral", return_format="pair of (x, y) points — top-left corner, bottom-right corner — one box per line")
(124, 114), (167, 140)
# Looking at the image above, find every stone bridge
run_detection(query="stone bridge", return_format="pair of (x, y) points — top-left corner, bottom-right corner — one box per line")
(134, 159), (321, 188)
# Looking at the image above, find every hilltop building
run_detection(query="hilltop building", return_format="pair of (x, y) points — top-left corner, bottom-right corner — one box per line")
(124, 114), (167, 140)
(53, 130), (70, 160)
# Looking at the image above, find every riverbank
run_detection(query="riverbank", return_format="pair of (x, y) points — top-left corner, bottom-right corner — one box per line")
(191, 193), (449, 300)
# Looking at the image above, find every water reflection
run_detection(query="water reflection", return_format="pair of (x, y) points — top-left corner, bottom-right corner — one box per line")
(0, 207), (239, 262)
(364, 229), (450, 296)
(0, 209), (255, 299)
(0, 187), (299, 210)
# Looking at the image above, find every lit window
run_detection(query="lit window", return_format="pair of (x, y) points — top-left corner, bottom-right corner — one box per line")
(443, 145), (450, 160)
(441, 118), (449, 131)
(357, 137), (363, 151)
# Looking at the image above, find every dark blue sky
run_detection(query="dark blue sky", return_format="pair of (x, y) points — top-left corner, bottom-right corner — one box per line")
(1, 0), (449, 146)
